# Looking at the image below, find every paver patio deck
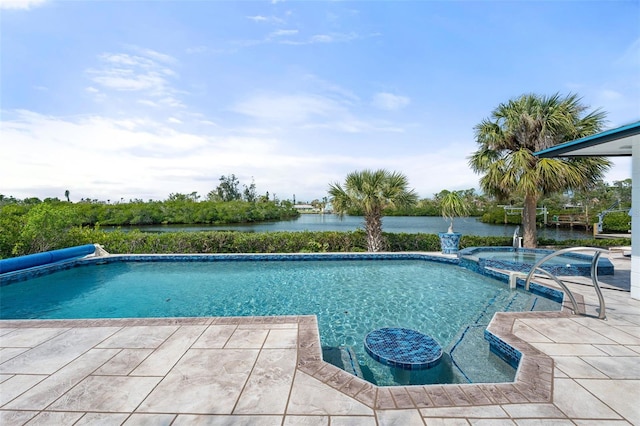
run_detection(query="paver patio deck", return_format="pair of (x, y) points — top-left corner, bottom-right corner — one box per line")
(1, 252), (638, 425)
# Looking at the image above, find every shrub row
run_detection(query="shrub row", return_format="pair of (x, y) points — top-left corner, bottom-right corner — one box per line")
(38, 228), (627, 256)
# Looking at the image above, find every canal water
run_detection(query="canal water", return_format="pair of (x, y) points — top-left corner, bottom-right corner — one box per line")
(110, 214), (591, 241)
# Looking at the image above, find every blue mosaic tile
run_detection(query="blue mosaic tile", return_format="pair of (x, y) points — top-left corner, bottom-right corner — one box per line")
(438, 232), (462, 254)
(364, 327), (443, 370)
(484, 329), (522, 369)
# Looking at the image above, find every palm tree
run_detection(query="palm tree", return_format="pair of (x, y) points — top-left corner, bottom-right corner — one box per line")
(440, 190), (470, 233)
(469, 93), (611, 248)
(328, 169), (418, 252)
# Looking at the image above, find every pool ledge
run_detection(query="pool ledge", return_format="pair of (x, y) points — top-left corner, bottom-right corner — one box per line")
(0, 309), (569, 411)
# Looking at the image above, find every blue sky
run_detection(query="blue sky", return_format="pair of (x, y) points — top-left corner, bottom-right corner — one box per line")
(1, 0), (638, 203)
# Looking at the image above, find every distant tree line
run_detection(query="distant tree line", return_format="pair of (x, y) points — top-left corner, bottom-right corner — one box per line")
(0, 175), (298, 257)
(0, 173), (631, 258)
(380, 179), (632, 229)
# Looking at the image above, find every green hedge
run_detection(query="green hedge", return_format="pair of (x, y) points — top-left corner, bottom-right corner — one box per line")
(65, 228), (520, 254)
(1, 226), (629, 259)
(65, 228), (370, 254)
(31, 228), (626, 256)
(602, 211), (632, 232)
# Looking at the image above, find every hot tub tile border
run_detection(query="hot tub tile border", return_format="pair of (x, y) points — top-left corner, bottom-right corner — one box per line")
(459, 246), (615, 277)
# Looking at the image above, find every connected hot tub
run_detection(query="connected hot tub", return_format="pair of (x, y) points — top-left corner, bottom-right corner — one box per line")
(459, 246), (614, 277)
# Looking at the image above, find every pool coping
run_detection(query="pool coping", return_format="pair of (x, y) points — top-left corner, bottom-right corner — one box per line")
(0, 299), (579, 410)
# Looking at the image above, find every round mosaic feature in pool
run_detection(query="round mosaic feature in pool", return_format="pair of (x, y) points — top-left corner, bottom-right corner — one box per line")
(364, 327), (443, 370)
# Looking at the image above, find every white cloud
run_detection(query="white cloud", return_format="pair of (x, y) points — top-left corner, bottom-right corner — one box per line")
(1, 110), (333, 200)
(131, 47), (176, 64)
(168, 117), (182, 124)
(310, 34), (333, 43)
(270, 29), (298, 37)
(302, 74), (360, 103)
(606, 157), (632, 184)
(1, 108), (631, 202)
(0, 109), (447, 201)
(232, 93), (342, 123)
(231, 90), (410, 135)
(237, 27), (366, 47)
(90, 69), (167, 92)
(247, 15), (269, 22)
(0, 0), (46, 10)
(85, 48), (182, 106)
(137, 99), (159, 107)
(246, 15), (284, 24)
(372, 92), (411, 111)
(279, 32), (362, 46)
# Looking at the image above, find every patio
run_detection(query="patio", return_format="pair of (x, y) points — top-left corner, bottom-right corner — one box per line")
(1, 252), (639, 425)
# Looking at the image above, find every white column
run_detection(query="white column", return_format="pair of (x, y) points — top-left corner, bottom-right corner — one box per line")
(631, 139), (640, 300)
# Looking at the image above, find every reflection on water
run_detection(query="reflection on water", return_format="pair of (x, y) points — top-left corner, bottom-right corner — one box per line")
(106, 214), (591, 241)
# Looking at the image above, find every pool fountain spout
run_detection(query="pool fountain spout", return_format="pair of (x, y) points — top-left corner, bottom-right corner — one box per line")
(512, 226), (522, 249)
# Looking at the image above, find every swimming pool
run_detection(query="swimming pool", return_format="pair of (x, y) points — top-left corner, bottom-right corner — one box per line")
(459, 246), (614, 276)
(0, 253), (562, 386)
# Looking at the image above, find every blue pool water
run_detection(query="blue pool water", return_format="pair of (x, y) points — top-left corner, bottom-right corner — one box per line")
(0, 257), (561, 385)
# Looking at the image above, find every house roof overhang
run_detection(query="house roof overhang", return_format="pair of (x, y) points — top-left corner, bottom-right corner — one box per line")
(535, 121), (640, 158)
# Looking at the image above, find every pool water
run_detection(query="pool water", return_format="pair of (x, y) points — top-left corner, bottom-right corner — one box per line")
(0, 258), (560, 385)
(479, 251), (589, 266)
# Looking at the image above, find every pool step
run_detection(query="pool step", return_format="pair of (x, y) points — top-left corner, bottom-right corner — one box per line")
(447, 324), (517, 384)
(322, 346), (364, 378)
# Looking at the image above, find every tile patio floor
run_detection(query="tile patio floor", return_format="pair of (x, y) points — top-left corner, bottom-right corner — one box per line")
(1, 252), (639, 425)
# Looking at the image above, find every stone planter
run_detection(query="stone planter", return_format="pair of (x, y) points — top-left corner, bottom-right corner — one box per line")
(438, 232), (462, 254)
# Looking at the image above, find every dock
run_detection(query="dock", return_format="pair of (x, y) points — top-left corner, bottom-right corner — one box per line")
(550, 214), (590, 228)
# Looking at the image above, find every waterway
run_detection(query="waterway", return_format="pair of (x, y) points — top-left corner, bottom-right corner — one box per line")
(110, 214), (592, 241)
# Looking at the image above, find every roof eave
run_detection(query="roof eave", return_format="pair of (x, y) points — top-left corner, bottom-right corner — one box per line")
(535, 121), (640, 158)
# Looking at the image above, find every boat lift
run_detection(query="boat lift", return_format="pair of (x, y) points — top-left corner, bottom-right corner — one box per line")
(502, 205), (548, 225)
(596, 200), (629, 233)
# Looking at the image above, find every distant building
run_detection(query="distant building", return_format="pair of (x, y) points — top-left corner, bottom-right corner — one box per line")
(294, 204), (320, 213)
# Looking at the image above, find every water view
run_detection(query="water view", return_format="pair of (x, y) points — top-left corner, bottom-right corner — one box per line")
(110, 214), (592, 241)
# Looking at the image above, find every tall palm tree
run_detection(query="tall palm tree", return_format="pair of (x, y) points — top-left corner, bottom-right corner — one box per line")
(469, 93), (611, 248)
(329, 169), (418, 252)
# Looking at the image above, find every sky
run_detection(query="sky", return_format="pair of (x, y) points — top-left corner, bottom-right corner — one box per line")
(1, 0), (639, 203)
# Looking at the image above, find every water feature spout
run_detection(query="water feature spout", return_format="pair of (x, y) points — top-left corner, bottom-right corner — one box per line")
(512, 226), (522, 248)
